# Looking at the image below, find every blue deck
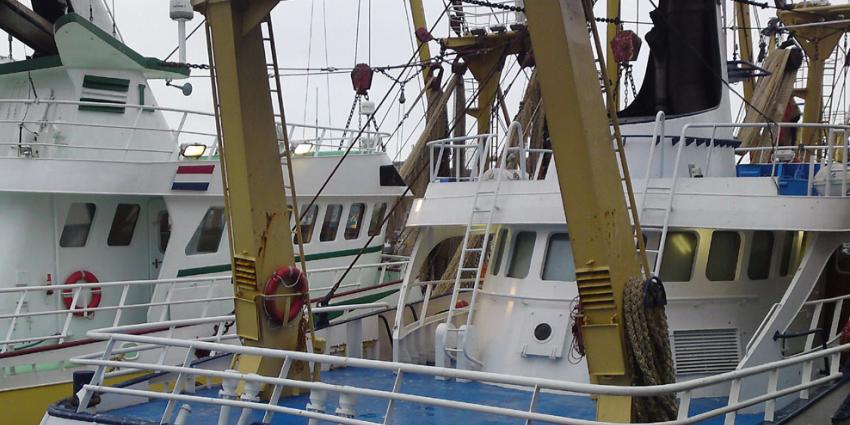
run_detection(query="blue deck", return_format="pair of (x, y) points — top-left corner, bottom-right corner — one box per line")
(101, 368), (763, 424)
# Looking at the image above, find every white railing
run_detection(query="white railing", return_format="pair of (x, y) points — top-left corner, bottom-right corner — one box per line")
(0, 256), (409, 356)
(451, 0), (526, 35)
(0, 275), (233, 354)
(781, 293), (850, 358)
(71, 316), (850, 425)
(0, 98), (389, 160)
(304, 258), (409, 295)
(427, 129), (551, 184)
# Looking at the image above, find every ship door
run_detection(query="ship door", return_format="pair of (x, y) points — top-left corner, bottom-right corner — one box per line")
(147, 199), (171, 279)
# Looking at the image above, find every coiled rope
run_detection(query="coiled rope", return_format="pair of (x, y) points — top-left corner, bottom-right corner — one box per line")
(624, 276), (678, 421)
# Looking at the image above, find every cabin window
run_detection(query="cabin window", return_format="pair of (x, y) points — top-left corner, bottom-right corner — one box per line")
(748, 231), (774, 280)
(659, 232), (698, 282)
(157, 211), (171, 253)
(60, 203), (97, 247)
(368, 202), (387, 237)
(542, 233), (576, 281)
(295, 204), (318, 244)
(320, 204), (343, 242)
(344, 203), (366, 240)
(185, 207), (226, 255)
(507, 231), (536, 278)
(706, 231), (740, 281)
(107, 204), (141, 246)
(491, 229), (509, 275)
(780, 231), (796, 276)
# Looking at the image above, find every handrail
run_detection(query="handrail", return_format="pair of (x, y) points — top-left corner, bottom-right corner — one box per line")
(0, 257), (409, 355)
(72, 315), (850, 424)
(427, 131), (553, 183)
(0, 98), (390, 160)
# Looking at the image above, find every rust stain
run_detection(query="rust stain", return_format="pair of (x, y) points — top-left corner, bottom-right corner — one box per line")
(258, 211), (279, 259)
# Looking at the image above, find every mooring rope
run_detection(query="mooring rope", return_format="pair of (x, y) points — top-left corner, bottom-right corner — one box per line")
(624, 276), (678, 421)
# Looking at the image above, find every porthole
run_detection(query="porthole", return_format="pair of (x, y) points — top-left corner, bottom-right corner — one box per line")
(534, 323), (552, 342)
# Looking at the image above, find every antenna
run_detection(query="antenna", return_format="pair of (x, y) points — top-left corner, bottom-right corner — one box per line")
(169, 0), (194, 64)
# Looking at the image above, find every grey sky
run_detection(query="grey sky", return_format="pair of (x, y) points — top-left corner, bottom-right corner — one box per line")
(2, 1), (811, 159)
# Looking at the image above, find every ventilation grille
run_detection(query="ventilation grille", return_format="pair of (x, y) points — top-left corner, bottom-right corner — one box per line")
(79, 75), (130, 113)
(672, 328), (741, 375)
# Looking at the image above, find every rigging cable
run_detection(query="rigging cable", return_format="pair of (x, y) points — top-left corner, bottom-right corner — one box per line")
(354, 0), (363, 64)
(319, 38), (508, 306)
(302, 0), (317, 134)
(164, 20), (206, 62)
(294, 1), (456, 230)
(322, 0), (333, 127)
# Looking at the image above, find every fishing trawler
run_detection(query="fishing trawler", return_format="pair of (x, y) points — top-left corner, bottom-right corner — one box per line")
(0, 1), (407, 422)
(34, 0), (850, 424)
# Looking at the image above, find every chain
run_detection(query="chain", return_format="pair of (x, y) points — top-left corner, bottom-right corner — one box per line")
(160, 61), (210, 70)
(339, 94), (361, 149)
(627, 64), (638, 100)
(461, 0), (524, 12)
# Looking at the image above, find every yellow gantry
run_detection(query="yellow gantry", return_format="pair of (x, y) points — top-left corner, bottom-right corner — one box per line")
(525, 0), (643, 421)
(192, 0), (307, 389)
(779, 4), (850, 148)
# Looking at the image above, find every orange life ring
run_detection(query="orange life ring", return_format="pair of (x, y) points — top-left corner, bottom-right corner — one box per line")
(61, 271), (101, 317)
(263, 266), (307, 325)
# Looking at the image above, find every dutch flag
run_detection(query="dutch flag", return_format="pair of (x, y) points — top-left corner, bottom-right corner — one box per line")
(172, 164), (215, 191)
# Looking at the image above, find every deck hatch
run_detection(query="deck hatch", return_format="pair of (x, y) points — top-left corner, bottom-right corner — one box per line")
(672, 328), (741, 375)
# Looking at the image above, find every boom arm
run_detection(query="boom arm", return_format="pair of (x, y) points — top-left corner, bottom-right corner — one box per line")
(192, 0), (304, 383)
(525, 0), (643, 421)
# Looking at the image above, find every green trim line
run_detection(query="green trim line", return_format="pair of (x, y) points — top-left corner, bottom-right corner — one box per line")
(0, 55), (62, 75)
(177, 263), (231, 278)
(320, 288), (399, 321)
(78, 97), (125, 113)
(83, 75), (130, 92)
(54, 13), (190, 79)
(176, 245), (384, 277)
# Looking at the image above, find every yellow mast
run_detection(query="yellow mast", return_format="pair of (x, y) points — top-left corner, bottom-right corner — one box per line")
(192, 0), (305, 385)
(525, 0), (644, 421)
(407, 0), (435, 105)
(607, 0), (620, 107)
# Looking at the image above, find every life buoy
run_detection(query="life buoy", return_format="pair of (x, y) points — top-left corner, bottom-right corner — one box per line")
(61, 271), (101, 318)
(263, 266), (307, 325)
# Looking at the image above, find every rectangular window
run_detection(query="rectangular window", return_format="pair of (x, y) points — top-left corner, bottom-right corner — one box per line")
(490, 229), (509, 275)
(659, 232), (698, 282)
(60, 203), (96, 247)
(706, 231), (740, 281)
(748, 231), (774, 280)
(107, 204), (141, 246)
(295, 204), (318, 244)
(368, 202), (387, 237)
(344, 203), (366, 240)
(780, 231), (796, 277)
(507, 231), (536, 278)
(320, 204), (343, 241)
(542, 233), (576, 281)
(185, 207), (226, 255)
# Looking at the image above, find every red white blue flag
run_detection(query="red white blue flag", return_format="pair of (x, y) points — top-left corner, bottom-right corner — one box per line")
(172, 164), (214, 191)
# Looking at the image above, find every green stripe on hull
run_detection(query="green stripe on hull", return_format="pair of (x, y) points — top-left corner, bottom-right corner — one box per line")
(319, 288), (400, 321)
(176, 245), (383, 277)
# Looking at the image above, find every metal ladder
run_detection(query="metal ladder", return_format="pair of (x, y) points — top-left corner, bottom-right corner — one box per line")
(586, 19), (652, 278)
(261, 15), (319, 357)
(636, 111), (682, 276)
(205, 15), (318, 356)
(442, 134), (508, 364)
